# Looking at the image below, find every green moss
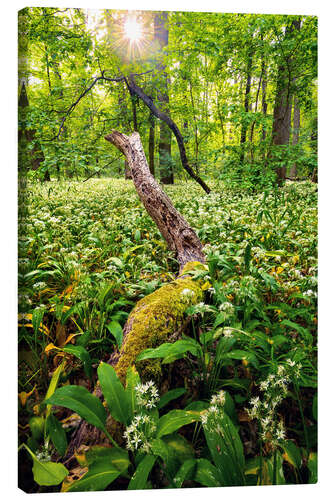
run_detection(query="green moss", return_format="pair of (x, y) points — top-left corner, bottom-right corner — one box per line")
(115, 267), (204, 381)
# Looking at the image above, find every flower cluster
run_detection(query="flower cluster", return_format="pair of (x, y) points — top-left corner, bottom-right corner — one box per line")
(201, 390), (226, 429)
(246, 362), (302, 448)
(218, 301), (234, 315)
(123, 414), (157, 453)
(135, 381), (159, 410)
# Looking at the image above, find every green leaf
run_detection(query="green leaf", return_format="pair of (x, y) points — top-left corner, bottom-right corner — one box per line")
(45, 385), (107, 433)
(281, 440), (302, 469)
(32, 307), (44, 336)
(157, 388), (186, 409)
(173, 458), (196, 487)
(29, 416), (45, 442)
(33, 459), (68, 487)
(156, 410), (201, 438)
(24, 444), (68, 486)
(162, 433), (194, 463)
(97, 362), (129, 425)
(125, 366), (140, 420)
(68, 448), (129, 492)
(128, 454), (157, 490)
(45, 414), (67, 457)
(225, 349), (259, 369)
(194, 458), (220, 487)
(203, 410), (245, 486)
(307, 452), (317, 484)
(45, 359), (66, 418)
(106, 321), (123, 349)
(63, 345), (92, 380)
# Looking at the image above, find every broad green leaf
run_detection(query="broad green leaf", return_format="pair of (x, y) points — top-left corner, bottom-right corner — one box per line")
(45, 385), (107, 433)
(29, 416), (45, 441)
(281, 440), (302, 469)
(173, 458), (196, 487)
(162, 433), (194, 463)
(33, 459), (68, 487)
(225, 349), (259, 369)
(125, 366), (140, 420)
(97, 362), (129, 425)
(24, 444), (68, 486)
(307, 452), (317, 484)
(194, 458), (220, 487)
(204, 410), (245, 486)
(67, 448), (129, 492)
(45, 359), (66, 418)
(157, 388), (186, 409)
(151, 438), (177, 477)
(46, 414), (68, 457)
(63, 345), (92, 380)
(128, 454), (157, 490)
(106, 320), (123, 349)
(156, 410), (201, 438)
(136, 343), (174, 362)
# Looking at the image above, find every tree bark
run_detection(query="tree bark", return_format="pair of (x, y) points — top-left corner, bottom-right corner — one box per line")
(154, 12), (173, 184)
(289, 96), (300, 179)
(148, 113), (155, 176)
(271, 18), (301, 185)
(105, 131), (205, 269)
(240, 54), (252, 163)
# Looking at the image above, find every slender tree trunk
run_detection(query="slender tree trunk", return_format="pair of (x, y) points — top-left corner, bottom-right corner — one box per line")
(289, 96), (300, 179)
(148, 113), (155, 176)
(18, 82), (45, 174)
(240, 55), (252, 163)
(271, 18), (301, 185)
(189, 80), (199, 173)
(154, 12), (173, 184)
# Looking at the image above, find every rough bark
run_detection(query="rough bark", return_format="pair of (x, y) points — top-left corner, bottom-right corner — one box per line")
(154, 12), (173, 184)
(289, 96), (300, 179)
(240, 54), (252, 163)
(18, 82), (45, 174)
(105, 131), (205, 269)
(271, 19), (301, 185)
(148, 113), (155, 176)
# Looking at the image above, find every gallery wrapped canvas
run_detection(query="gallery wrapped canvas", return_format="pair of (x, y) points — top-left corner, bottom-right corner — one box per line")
(18, 5), (317, 493)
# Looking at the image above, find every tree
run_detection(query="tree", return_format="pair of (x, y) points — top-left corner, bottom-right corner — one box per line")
(154, 12), (173, 184)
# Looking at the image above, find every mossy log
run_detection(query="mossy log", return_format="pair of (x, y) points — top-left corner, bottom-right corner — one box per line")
(104, 131), (206, 380)
(66, 132), (206, 454)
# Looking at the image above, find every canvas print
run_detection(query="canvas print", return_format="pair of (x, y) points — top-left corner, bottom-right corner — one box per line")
(18, 6), (318, 492)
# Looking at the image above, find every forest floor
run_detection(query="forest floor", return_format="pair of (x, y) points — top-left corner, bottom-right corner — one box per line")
(18, 178), (318, 491)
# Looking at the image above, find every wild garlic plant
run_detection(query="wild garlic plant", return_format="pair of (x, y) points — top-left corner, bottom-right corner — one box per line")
(123, 381), (159, 453)
(246, 359), (302, 449)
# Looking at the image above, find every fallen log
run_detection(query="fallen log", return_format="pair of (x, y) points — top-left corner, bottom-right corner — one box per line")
(66, 131), (206, 453)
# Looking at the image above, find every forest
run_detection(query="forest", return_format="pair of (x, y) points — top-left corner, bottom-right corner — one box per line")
(18, 7), (318, 493)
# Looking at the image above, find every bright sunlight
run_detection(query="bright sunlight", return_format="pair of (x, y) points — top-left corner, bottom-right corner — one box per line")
(123, 17), (142, 44)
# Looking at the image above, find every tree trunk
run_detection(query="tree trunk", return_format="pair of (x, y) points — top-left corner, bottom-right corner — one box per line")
(154, 12), (173, 184)
(289, 96), (300, 179)
(18, 82), (45, 174)
(240, 54), (252, 163)
(271, 18), (301, 185)
(66, 131), (205, 454)
(148, 113), (155, 176)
